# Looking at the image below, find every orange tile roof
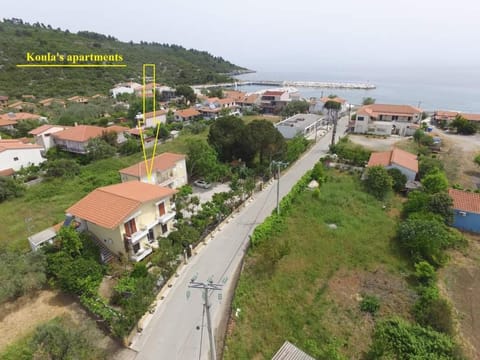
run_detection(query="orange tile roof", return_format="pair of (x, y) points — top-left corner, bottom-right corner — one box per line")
(368, 148), (418, 173)
(462, 113), (480, 122)
(238, 94), (259, 104)
(106, 125), (129, 133)
(0, 112), (41, 122)
(0, 96), (9, 101)
(263, 90), (285, 96)
(0, 168), (15, 176)
(175, 108), (201, 118)
(357, 104), (422, 118)
(119, 152), (186, 177)
(0, 119), (17, 127)
(0, 140), (42, 153)
(448, 189), (480, 214)
(67, 181), (177, 229)
(320, 96), (346, 104)
(28, 124), (68, 135)
(143, 110), (167, 118)
(52, 125), (105, 142)
(216, 98), (235, 105)
(223, 90), (246, 101)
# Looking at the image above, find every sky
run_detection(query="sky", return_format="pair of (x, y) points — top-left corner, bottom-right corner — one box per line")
(2, 0), (480, 72)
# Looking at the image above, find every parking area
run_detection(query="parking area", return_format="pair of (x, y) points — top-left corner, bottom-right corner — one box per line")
(192, 182), (231, 204)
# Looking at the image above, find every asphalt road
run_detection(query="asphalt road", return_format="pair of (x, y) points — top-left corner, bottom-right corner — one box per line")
(131, 116), (348, 360)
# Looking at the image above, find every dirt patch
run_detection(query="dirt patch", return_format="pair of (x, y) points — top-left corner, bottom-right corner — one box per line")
(439, 236), (480, 359)
(323, 267), (416, 359)
(0, 290), (85, 351)
(98, 276), (117, 300)
(349, 134), (403, 151)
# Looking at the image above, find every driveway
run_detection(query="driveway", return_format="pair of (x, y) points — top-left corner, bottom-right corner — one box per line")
(192, 182), (231, 204)
(131, 116), (349, 360)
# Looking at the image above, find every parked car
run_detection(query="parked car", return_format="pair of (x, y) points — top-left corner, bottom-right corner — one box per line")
(193, 179), (212, 189)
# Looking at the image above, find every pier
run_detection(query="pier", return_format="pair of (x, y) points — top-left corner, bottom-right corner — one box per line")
(193, 80), (376, 90)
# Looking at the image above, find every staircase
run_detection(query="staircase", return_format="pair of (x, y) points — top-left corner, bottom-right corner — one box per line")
(87, 232), (117, 264)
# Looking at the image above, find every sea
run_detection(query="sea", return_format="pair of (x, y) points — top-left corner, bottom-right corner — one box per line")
(233, 66), (480, 113)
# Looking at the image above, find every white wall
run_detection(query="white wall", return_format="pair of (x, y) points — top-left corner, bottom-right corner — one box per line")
(0, 148), (45, 171)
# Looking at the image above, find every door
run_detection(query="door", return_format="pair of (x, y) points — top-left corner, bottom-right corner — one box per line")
(158, 202), (166, 216)
(124, 218), (137, 237)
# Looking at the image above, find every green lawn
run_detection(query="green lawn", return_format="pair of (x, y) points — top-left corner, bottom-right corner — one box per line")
(241, 115), (282, 124)
(224, 173), (408, 359)
(0, 131), (207, 251)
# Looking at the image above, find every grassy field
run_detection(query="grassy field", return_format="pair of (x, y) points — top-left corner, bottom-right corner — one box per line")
(241, 115), (282, 124)
(0, 131), (207, 251)
(224, 173), (412, 359)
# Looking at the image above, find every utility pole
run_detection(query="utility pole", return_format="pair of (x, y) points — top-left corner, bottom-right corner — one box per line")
(188, 279), (224, 360)
(330, 108), (338, 147)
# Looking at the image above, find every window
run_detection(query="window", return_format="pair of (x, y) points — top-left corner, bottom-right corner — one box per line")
(147, 229), (155, 242)
(392, 116), (398, 121)
(124, 218), (137, 236)
(357, 116), (364, 121)
(161, 224), (168, 234)
(158, 202), (166, 216)
(132, 243), (140, 253)
(13, 157), (19, 161)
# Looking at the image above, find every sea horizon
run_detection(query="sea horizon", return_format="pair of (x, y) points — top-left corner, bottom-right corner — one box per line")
(233, 66), (480, 113)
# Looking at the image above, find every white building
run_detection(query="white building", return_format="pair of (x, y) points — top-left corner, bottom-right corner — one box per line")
(0, 139), (45, 173)
(275, 113), (323, 139)
(354, 104), (422, 136)
(110, 82), (142, 98)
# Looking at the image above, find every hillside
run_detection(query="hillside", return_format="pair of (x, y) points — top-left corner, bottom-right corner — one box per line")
(0, 18), (246, 98)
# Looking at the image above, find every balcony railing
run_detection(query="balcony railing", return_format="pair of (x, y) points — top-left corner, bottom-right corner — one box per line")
(157, 212), (175, 225)
(130, 247), (152, 262)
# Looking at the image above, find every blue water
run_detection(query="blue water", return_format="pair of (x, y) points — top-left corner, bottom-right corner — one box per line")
(233, 67), (480, 112)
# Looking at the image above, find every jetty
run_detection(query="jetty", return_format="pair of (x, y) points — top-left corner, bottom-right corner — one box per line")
(193, 80), (375, 90)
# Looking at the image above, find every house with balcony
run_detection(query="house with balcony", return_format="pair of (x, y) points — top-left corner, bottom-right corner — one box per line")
(260, 90), (290, 114)
(67, 181), (177, 262)
(28, 124), (70, 151)
(135, 110), (167, 128)
(174, 108), (201, 122)
(119, 152), (187, 189)
(433, 110), (480, 127)
(354, 104), (422, 136)
(52, 124), (128, 154)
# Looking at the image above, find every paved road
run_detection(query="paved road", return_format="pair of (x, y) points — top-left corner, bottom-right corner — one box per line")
(132, 116), (348, 360)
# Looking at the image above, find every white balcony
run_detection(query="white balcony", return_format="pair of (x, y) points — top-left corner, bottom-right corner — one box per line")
(157, 212), (175, 225)
(130, 247), (153, 262)
(125, 220), (158, 244)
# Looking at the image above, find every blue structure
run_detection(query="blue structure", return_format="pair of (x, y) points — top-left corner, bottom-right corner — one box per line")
(449, 189), (480, 233)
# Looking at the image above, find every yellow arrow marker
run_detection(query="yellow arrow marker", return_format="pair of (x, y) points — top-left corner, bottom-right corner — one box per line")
(138, 64), (162, 182)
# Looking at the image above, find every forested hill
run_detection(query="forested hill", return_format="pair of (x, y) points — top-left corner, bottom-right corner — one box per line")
(0, 18), (246, 98)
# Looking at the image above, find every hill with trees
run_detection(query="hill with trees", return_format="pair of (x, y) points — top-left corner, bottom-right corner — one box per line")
(0, 18), (246, 98)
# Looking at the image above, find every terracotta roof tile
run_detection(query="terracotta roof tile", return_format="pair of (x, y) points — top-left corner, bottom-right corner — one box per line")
(0, 140), (42, 153)
(0, 112), (41, 122)
(448, 189), (480, 214)
(367, 148), (418, 173)
(28, 124), (68, 135)
(119, 152), (185, 177)
(357, 104), (421, 118)
(67, 181), (177, 229)
(175, 108), (201, 118)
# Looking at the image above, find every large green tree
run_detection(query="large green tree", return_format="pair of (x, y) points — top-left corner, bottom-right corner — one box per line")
(175, 85), (197, 104)
(281, 100), (310, 117)
(246, 120), (286, 165)
(207, 116), (254, 163)
(186, 139), (226, 181)
(450, 115), (477, 135)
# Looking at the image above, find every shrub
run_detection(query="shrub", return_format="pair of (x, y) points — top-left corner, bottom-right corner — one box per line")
(418, 156), (444, 179)
(0, 251), (47, 303)
(330, 137), (371, 166)
(364, 166), (393, 200)
(414, 285), (454, 335)
(119, 138), (140, 155)
(367, 317), (460, 359)
(421, 170), (448, 194)
(387, 168), (407, 192)
(0, 177), (25, 202)
(414, 261), (437, 285)
(360, 294), (380, 315)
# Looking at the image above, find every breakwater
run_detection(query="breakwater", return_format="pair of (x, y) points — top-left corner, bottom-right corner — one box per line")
(194, 80), (375, 90)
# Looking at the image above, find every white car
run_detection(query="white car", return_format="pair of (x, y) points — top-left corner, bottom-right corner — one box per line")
(193, 179), (212, 189)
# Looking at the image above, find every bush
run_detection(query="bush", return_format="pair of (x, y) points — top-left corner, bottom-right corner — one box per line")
(414, 285), (454, 335)
(421, 170), (448, 194)
(364, 166), (393, 200)
(418, 156), (444, 179)
(330, 137), (371, 166)
(367, 317), (460, 359)
(397, 216), (458, 266)
(0, 176), (25, 202)
(119, 138), (141, 155)
(387, 168), (407, 192)
(414, 261), (437, 285)
(0, 251), (47, 303)
(360, 294), (380, 315)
